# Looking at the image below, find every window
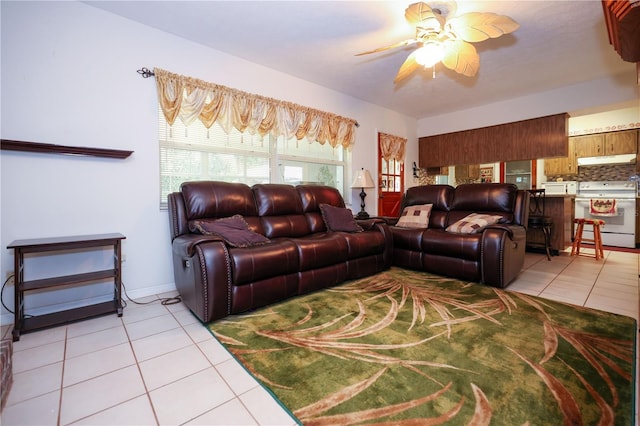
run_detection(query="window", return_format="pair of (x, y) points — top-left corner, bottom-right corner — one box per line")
(159, 108), (350, 208)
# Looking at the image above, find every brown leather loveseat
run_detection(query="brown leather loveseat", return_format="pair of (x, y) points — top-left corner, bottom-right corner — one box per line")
(168, 181), (392, 323)
(387, 183), (529, 288)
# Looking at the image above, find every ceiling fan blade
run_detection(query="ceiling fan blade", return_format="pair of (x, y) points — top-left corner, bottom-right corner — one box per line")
(394, 51), (420, 83)
(405, 2), (445, 31)
(447, 12), (520, 42)
(355, 39), (419, 56)
(441, 40), (479, 77)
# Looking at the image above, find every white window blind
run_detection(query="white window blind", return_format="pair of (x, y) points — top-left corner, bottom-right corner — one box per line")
(159, 107), (350, 208)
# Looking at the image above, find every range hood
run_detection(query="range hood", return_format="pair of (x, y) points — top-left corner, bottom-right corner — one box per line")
(577, 153), (636, 166)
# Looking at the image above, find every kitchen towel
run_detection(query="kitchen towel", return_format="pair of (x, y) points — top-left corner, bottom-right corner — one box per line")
(590, 198), (617, 216)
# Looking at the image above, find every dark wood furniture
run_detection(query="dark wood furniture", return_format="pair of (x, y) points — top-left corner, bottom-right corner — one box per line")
(418, 113), (569, 167)
(1, 139), (133, 159)
(526, 195), (575, 255)
(526, 189), (553, 260)
(8, 233), (126, 341)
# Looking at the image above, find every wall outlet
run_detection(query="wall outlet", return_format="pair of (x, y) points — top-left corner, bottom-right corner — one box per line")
(5, 271), (13, 280)
(122, 254), (127, 263)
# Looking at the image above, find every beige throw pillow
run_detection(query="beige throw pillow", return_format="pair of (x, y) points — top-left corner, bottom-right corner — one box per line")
(396, 204), (433, 228)
(445, 213), (503, 234)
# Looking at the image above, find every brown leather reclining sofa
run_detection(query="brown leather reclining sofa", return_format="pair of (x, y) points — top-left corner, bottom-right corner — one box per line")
(386, 183), (530, 288)
(168, 181), (392, 323)
(168, 181), (529, 323)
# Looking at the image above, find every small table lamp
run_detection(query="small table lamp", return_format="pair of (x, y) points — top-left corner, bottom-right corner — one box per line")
(351, 168), (376, 219)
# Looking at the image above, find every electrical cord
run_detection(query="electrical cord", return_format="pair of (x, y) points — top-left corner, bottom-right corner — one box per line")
(1, 273), (181, 315)
(1, 274), (14, 314)
(121, 280), (182, 307)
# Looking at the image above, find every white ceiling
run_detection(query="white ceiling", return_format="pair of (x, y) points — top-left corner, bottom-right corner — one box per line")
(86, 1), (636, 120)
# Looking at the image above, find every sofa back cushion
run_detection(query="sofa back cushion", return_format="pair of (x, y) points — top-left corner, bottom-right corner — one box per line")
(181, 181), (258, 219)
(253, 184), (311, 238)
(297, 185), (346, 233)
(401, 185), (454, 229)
(180, 181), (264, 234)
(448, 183), (517, 225)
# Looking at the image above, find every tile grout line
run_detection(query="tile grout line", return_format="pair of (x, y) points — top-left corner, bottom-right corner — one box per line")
(57, 326), (68, 426)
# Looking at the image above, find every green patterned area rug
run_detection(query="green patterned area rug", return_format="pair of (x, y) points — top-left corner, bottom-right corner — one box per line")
(209, 267), (637, 425)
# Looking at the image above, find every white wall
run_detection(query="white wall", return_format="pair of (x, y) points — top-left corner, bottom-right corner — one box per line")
(0, 1), (416, 323)
(417, 76), (639, 137)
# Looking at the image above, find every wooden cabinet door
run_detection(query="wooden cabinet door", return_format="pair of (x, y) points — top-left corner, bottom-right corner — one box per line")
(545, 137), (576, 175)
(454, 164), (480, 181)
(574, 134), (604, 157)
(454, 165), (469, 179)
(468, 164), (480, 179)
(605, 130), (638, 155)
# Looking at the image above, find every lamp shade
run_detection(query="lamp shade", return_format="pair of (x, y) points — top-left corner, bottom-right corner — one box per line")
(351, 168), (375, 188)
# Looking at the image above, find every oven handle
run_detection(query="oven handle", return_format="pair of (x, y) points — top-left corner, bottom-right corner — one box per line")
(575, 198), (636, 205)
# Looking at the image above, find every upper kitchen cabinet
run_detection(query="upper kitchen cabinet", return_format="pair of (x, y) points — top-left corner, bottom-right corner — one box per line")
(604, 130), (637, 155)
(454, 164), (480, 180)
(545, 136), (576, 176)
(573, 134), (604, 157)
(572, 130), (638, 158)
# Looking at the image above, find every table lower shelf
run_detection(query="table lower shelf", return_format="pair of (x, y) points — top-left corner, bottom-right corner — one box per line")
(13, 300), (122, 341)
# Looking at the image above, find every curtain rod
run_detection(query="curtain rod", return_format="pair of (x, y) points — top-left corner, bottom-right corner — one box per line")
(137, 67), (155, 78)
(136, 67), (360, 128)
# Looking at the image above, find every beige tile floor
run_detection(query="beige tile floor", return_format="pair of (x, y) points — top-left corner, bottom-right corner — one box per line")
(1, 248), (638, 425)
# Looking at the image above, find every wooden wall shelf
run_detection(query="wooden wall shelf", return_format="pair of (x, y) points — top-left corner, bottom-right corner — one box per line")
(1, 139), (133, 159)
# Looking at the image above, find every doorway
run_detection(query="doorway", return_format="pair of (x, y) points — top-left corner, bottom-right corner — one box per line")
(377, 134), (404, 217)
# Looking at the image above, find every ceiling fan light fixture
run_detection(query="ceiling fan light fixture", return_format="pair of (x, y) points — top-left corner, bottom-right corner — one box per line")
(356, 1), (519, 83)
(414, 42), (444, 68)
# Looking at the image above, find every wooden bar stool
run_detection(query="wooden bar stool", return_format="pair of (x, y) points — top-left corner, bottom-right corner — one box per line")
(571, 218), (605, 260)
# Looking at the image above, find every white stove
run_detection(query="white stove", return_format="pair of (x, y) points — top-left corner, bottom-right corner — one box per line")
(575, 181), (637, 248)
(577, 181), (637, 199)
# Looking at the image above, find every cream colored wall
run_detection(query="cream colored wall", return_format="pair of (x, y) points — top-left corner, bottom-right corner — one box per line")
(568, 103), (640, 136)
(417, 78), (639, 138)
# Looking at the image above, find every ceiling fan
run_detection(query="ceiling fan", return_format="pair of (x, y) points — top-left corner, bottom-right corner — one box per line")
(356, 1), (519, 82)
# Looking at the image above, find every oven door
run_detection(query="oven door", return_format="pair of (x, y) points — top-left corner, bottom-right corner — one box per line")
(574, 198), (636, 248)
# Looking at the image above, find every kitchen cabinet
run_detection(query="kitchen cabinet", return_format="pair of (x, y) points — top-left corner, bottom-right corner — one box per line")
(572, 130), (637, 158)
(604, 130), (637, 155)
(526, 196), (575, 254)
(544, 136), (576, 176)
(455, 164), (480, 180)
(573, 134), (604, 157)
(418, 113), (568, 167)
(425, 166), (449, 175)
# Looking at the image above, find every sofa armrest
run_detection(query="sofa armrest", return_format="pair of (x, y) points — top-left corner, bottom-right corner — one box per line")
(374, 216), (400, 226)
(356, 217), (387, 230)
(171, 234), (233, 323)
(172, 234), (225, 258)
(480, 225), (527, 288)
(484, 224), (516, 240)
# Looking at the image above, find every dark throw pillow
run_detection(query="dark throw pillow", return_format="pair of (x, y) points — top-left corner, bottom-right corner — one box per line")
(191, 215), (270, 248)
(319, 203), (363, 233)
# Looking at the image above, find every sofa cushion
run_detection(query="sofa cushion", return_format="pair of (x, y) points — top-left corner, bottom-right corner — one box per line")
(191, 215), (270, 247)
(396, 204), (433, 228)
(319, 204), (363, 233)
(445, 213), (503, 234)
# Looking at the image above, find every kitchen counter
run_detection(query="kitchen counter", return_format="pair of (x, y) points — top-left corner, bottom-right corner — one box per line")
(527, 194), (575, 254)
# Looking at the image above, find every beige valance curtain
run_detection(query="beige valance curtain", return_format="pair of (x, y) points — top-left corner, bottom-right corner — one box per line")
(379, 132), (407, 163)
(154, 67), (357, 149)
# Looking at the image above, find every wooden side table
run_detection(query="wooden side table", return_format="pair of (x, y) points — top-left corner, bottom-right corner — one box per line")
(7, 233), (126, 341)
